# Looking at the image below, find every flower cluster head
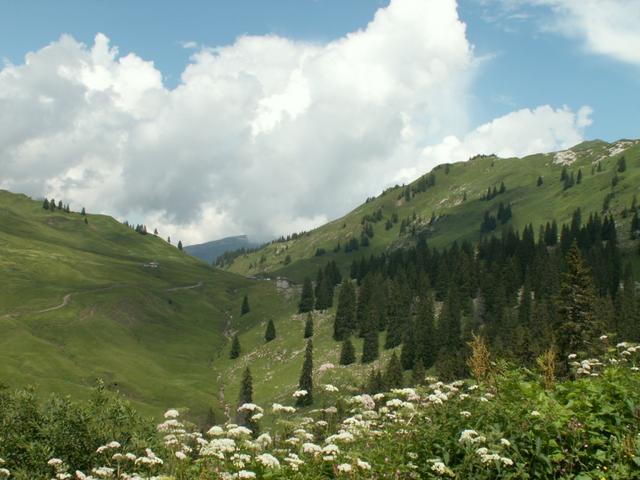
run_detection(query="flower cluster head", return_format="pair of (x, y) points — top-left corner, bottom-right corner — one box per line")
(256, 453), (280, 469)
(429, 459), (454, 477)
(459, 429), (486, 445)
(292, 389), (308, 398)
(272, 403), (296, 414)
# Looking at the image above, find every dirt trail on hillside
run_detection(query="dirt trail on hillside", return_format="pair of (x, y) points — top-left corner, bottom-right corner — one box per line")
(36, 293), (72, 313)
(1, 280), (203, 318)
(165, 281), (203, 292)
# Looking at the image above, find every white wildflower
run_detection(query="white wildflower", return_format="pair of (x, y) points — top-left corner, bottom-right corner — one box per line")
(256, 453), (280, 469)
(323, 384), (339, 392)
(293, 389), (308, 398)
(207, 426), (225, 436)
(164, 409), (180, 419)
(237, 471), (256, 479)
(337, 463), (352, 473)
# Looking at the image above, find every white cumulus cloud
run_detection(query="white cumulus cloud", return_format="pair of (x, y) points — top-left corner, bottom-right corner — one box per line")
(0, 0), (592, 245)
(395, 105), (592, 184)
(493, 0), (640, 67)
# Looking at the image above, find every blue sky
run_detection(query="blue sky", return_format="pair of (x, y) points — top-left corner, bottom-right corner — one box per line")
(2, 0), (637, 141)
(1, 0), (639, 242)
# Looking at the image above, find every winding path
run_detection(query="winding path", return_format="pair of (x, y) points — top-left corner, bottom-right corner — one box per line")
(1, 281), (204, 318)
(36, 293), (72, 313)
(165, 281), (203, 292)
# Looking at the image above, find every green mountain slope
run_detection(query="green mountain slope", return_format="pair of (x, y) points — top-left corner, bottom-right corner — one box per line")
(223, 139), (640, 281)
(0, 191), (295, 421)
(184, 235), (259, 264)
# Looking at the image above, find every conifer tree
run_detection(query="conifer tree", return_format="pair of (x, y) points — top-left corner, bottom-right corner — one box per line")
(314, 269), (331, 310)
(617, 156), (627, 172)
(400, 319), (417, 370)
(384, 280), (408, 349)
(415, 294), (437, 368)
(366, 368), (384, 394)
(296, 339), (313, 406)
(50, 198), (56, 210)
(241, 295), (250, 315)
(265, 319), (276, 342)
(178, 240), (183, 251)
(236, 367), (253, 426)
(42, 198), (49, 210)
(576, 169), (583, 184)
(411, 358), (426, 385)
(81, 207), (86, 216)
(617, 265), (639, 341)
(299, 277), (315, 313)
(304, 313), (314, 338)
(57, 200), (63, 209)
(383, 351), (404, 390)
(333, 280), (356, 340)
(556, 242), (600, 360)
(361, 309), (379, 363)
(536, 176), (543, 186)
(339, 337), (356, 365)
(230, 333), (241, 359)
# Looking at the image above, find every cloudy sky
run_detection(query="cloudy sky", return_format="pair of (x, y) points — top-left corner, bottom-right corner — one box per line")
(1, 0), (639, 244)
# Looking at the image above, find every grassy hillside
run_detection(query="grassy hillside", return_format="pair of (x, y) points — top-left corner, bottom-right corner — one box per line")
(0, 191), (298, 421)
(0, 190), (397, 424)
(2, 138), (639, 427)
(184, 235), (259, 264)
(224, 139), (640, 281)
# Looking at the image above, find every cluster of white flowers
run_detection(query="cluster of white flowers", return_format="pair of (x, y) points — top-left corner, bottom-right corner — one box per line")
(256, 453), (280, 469)
(272, 403), (296, 414)
(28, 348), (639, 480)
(459, 429), (486, 445)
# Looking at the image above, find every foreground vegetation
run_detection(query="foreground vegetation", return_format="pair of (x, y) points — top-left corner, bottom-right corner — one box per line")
(1, 340), (639, 479)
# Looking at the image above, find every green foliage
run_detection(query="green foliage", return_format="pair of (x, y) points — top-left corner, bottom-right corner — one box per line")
(296, 339), (313, 406)
(339, 337), (356, 365)
(0, 383), (156, 478)
(333, 280), (356, 341)
(230, 333), (241, 359)
(303, 313), (314, 339)
(298, 277), (315, 313)
(556, 242), (600, 360)
(382, 351), (404, 389)
(241, 294), (251, 315)
(265, 319), (276, 343)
